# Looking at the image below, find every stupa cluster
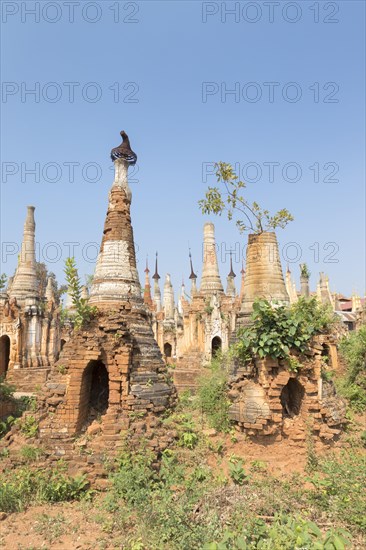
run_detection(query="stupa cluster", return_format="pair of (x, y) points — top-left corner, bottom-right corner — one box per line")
(0, 131), (363, 456)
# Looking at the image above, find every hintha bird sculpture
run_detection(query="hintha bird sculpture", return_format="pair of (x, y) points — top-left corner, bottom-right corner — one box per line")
(110, 130), (137, 165)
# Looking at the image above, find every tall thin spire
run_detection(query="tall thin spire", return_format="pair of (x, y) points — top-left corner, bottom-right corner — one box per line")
(188, 249), (197, 296)
(152, 251), (160, 280)
(200, 222), (224, 295)
(228, 250), (236, 278)
(152, 252), (161, 311)
(163, 274), (175, 320)
(10, 206), (39, 302)
(189, 249), (197, 280)
(89, 132), (142, 305)
(143, 257), (153, 307)
(226, 250), (236, 297)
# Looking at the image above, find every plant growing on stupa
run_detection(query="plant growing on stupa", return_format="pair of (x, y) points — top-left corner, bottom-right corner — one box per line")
(199, 162), (294, 233)
(300, 263), (311, 279)
(0, 273), (7, 291)
(64, 257), (97, 329)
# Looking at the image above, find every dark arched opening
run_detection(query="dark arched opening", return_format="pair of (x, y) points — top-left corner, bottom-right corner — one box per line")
(60, 339), (66, 352)
(321, 343), (330, 364)
(280, 378), (305, 418)
(211, 336), (222, 357)
(164, 342), (172, 358)
(77, 360), (109, 431)
(0, 335), (10, 377)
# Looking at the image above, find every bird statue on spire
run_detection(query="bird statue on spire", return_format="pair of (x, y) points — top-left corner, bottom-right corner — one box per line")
(111, 130), (137, 165)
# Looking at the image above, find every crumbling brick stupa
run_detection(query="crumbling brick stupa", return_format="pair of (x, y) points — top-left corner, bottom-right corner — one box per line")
(1, 133), (176, 466)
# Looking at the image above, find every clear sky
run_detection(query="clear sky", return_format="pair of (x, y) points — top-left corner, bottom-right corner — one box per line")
(1, 0), (365, 298)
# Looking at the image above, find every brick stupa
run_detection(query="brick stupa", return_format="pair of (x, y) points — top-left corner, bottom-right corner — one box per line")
(37, 132), (176, 457)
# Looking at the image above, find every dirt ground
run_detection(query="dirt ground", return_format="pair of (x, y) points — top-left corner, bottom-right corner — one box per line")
(0, 430), (351, 550)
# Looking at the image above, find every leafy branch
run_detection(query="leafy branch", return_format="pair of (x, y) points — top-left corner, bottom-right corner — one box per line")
(64, 257), (97, 330)
(199, 162), (294, 234)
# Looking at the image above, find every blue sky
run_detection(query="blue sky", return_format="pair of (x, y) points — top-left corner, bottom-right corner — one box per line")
(1, 0), (365, 297)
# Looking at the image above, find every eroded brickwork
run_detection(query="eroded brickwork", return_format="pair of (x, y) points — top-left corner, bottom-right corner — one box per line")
(228, 337), (346, 442)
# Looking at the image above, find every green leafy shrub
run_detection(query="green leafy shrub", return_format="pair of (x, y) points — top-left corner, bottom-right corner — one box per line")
(0, 415), (15, 437)
(307, 451), (366, 531)
(235, 298), (337, 367)
(20, 445), (45, 462)
(111, 442), (156, 506)
(179, 431), (198, 449)
(228, 458), (247, 485)
(204, 515), (351, 549)
(0, 465), (89, 512)
(0, 378), (16, 402)
(16, 414), (39, 438)
(197, 358), (231, 432)
(338, 325), (366, 411)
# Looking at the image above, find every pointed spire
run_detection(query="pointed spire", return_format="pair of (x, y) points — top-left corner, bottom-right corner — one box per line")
(226, 251), (236, 297)
(45, 276), (55, 303)
(89, 138), (142, 306)
(10, 205), (39, 303)
(163, 274), (175, 320)
(189, 249), (197, 280)
(188, 250), (197, 296)
(152, 251), (160, 280)
(143, 257), (153, 308)
(228, 250), (236, 278)
(200, 222), (224, 295)
(152, 253), (161, 311)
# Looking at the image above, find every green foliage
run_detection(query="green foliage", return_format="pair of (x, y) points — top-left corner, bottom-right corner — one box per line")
(204, 515), (351, 549)
(57, 364), (67, 375)
(0, 273), (7, 291)
(20, 445), (45, 462)
(179, 431), (198, 449)
(35, 262), (64, 303)
(235, 298), (337, 367)
(0, 415), (15, 437)
(64, 257), (97, 329)
(291, 296), (339, 334)
(0, 377), (16, 399)
(197, 357), (231, 432)
(228, 457), (248, 485)
(338, 325), (366, 411)
(16, 415), (39, 438)
(300, 263), (311, 279)
(0, 465), (89, 512)
(235, 300), (310, 364)
(198, 161), (294, 234)
(111, 441), (156, 506)
(307, 451), (366, 531)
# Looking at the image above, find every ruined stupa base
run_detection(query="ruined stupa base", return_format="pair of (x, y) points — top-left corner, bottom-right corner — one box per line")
(228, 337), (346, 443)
